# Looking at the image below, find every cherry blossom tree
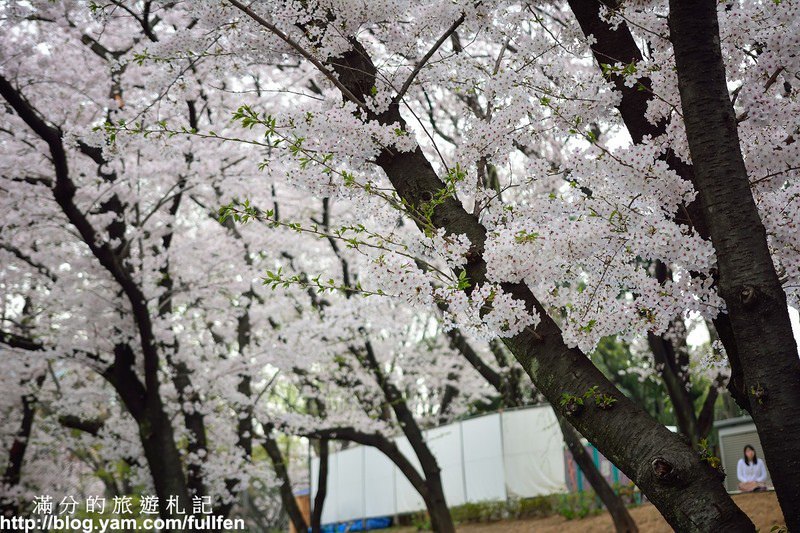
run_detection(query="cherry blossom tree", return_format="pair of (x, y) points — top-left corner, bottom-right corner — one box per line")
(3, 0), (800, 531)
(240, 196), (495, 532)
(0, 0), (284, 521)
(0, 5), (490, 531)
(161, 0), (797, 529)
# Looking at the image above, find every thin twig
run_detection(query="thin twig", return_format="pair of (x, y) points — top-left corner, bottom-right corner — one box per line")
(395, 12), (466, 101)
(227, 0), (368, 111)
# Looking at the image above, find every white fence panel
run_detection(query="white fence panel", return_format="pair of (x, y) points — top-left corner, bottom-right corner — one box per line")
(425, 424), (466, 506)
(461, 414), (506, 502)
(335, 447), (364, 520)
(364, 446), (395, 518)
(393, 436), (425, 514)
(308, 406), (567, 524)
(502, 407), (567, 497)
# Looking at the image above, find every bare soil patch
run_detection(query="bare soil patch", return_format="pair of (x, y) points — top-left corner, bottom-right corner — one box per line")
(453, 491), (784, 532)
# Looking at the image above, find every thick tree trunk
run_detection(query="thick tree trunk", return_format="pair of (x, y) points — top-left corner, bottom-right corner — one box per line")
(558, 416), (638, 533)
(103, 343), (190, 524)
(1, 385), (42, 518)
(168, 358), (208, 499)
(139, 410), (191, 522)
(452, 333), (634, 529)
(0, 75), (192, 527)
(669, 1), (800, 526)
(423, 485), (453, 533)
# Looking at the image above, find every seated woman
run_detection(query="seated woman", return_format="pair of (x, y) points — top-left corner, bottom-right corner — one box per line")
(737, 444), (768, 492)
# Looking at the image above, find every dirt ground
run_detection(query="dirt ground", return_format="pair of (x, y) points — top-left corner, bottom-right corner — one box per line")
(451, 491), (785, 532)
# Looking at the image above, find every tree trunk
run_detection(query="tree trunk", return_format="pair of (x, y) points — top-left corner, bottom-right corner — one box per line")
(536, 1), (718, 450)
(217, 4), (755, 529)
(558, 416), (638, 533)
(262, 429), (309, 533)
(157, 185), (208, 503)
(352, 341), (456, 533)
(0, 75), (192, 527)
(565, 0), (751, 412)
(310, 439), (328, 533)
(1, 380), (43, 518)
(647, 331), (699, 448)
(103, 343), (190, 524)
(139, 409), (191, 522)
(669, 1), (800, 526)
(452, 332), (635, 530)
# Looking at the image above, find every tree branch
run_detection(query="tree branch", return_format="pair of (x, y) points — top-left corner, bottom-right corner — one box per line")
(227, 0), (368, 111)
(301, 426), (429, 498)
(0, 330), (44, 352)
(0, 243), (57, 282)
(395, 12), (465, 101)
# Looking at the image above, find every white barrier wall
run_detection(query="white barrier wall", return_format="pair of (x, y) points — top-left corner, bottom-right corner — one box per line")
(502, 407), (567, 497)
(426, 424), (465, 506)
(363, 446), (394, 517)
(461, 415), (506, 502)
(310, 405), (566, 524)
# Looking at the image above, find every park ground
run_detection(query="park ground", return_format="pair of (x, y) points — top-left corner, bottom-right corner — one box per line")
(394, 491), (785, 532)
(458, 492), (784, 532)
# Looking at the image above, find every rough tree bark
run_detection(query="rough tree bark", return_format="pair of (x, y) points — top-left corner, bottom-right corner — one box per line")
(669, 0), (800, 526)
(448, 333), (637, 532)
(331, 36), (751, 531)
(1, 373), (45, 518)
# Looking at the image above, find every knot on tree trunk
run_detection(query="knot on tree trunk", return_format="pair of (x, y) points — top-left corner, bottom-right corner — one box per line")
(739, 285), (758, 308)
(464, 247), (481, 264)
(651, 457), (680, 484)
(563, 397), (583, 416)
(750, 383), (767, 405)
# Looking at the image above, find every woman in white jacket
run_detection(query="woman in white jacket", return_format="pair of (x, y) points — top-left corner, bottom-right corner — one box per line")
(737, 444), (768, 492)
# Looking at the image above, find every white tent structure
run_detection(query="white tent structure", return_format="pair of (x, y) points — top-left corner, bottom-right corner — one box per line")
(310, 405), (567, 525)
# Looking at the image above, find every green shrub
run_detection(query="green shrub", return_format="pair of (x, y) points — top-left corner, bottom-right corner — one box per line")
(404, 489), (636, 529)
(450, 500), (507, 523)
(446, 494), (558, 525)
(556, 491), (603, 520)
(516, 495), (557, 519)
(409, 511), (430, 530)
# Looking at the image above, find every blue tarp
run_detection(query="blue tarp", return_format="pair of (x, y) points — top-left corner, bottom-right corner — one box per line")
(318, 517), (392, 532)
